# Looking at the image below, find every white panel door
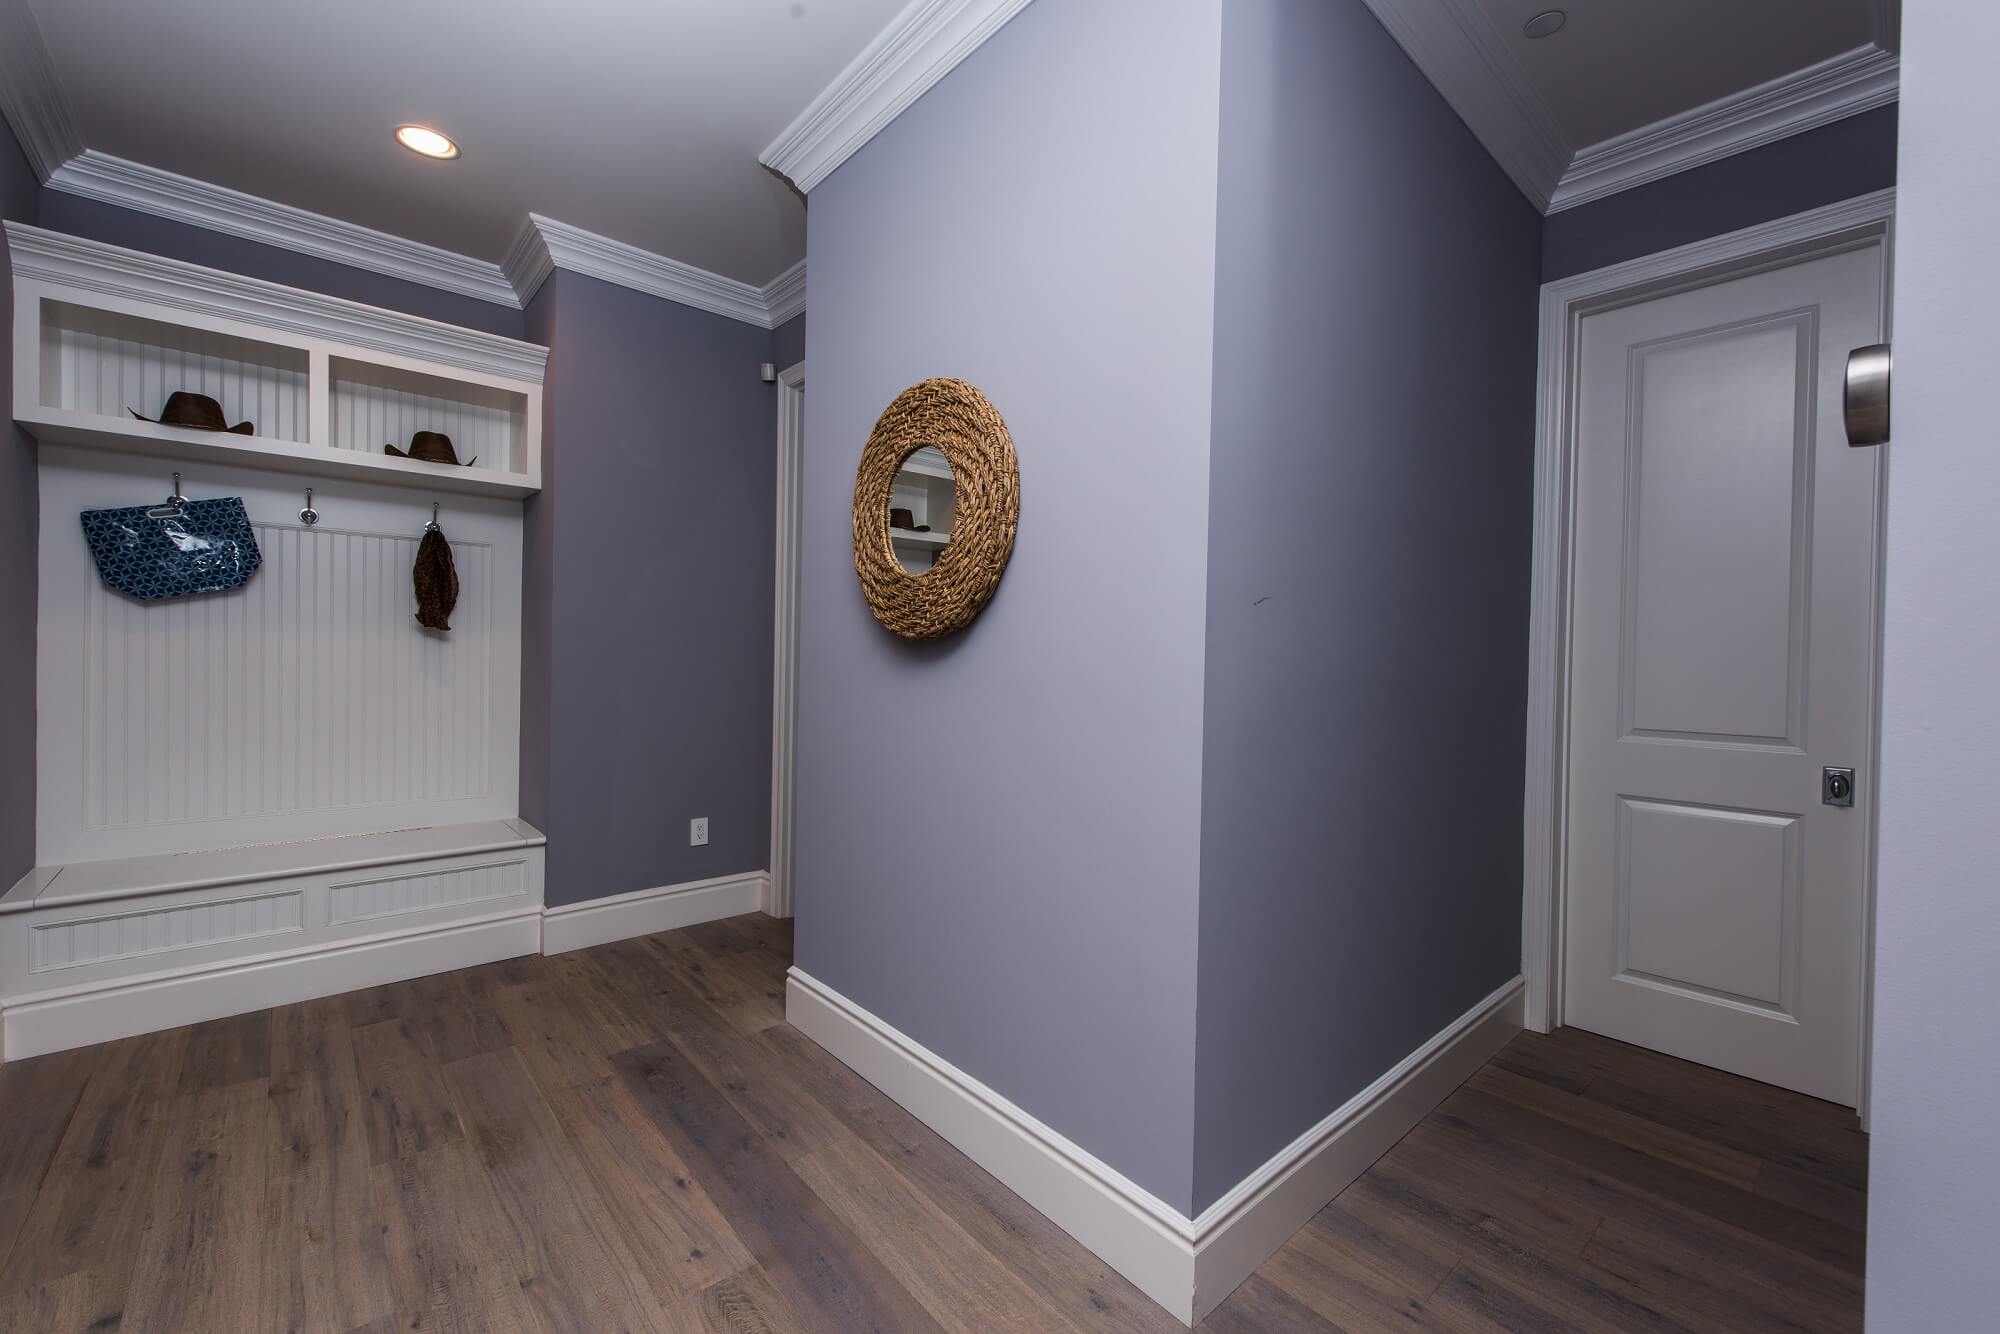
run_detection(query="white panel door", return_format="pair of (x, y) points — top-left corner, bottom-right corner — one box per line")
(1563, 243), (1884, 1105)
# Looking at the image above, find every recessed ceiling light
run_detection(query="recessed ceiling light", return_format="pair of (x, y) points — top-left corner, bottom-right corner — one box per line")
(394, 125), (460, 160)
(1523, 9), (1566, 38)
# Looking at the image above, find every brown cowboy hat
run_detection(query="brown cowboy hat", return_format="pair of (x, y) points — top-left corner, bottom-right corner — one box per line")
(129, 391), (253, 435)
(385, 431), (476, 467)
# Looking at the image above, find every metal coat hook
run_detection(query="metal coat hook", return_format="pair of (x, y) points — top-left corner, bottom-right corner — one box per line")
(147, 472), (187, 519)
(425, 502), (441, 533)
(300, 487), (319, 526)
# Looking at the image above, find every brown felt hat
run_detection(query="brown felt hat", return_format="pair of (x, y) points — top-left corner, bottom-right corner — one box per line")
(385, 431), (476, 467)
(129, 391), (253, 435)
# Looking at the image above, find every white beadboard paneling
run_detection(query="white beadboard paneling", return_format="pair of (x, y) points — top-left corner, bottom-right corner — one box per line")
(41, 300), (309, 442)
(329, 356), (528, 473)
(328, 858), (528, 924)
(40, 447), (524, 862)
(80, 522), (493, 827)
(30, 890), (303, 971)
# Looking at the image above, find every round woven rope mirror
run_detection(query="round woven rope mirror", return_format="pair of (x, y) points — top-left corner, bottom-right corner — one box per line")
(852, 378), (1019, 640)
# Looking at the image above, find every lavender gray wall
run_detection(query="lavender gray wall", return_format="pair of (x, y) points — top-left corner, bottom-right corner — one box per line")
(0, 130), (40, 888)
(771, 313), (805, 372)
(1541, 105), (1898, 282)
(37, 191), (526, 338)
(794, 0), (1223, 1212)
(1192, 0), (1542, 1212)
(523, 270), (779, 907)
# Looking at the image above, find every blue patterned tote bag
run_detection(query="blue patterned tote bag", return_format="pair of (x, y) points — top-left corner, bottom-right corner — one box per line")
(80, 492), (262, 600)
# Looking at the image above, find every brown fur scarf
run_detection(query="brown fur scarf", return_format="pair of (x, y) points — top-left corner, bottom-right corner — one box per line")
(413, 525), (459, 631)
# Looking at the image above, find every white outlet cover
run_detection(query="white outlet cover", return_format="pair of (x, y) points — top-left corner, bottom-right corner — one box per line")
(690, 817), (710, 847)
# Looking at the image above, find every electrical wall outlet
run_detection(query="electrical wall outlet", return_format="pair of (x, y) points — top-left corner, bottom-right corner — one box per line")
(690, 817), (710, 847)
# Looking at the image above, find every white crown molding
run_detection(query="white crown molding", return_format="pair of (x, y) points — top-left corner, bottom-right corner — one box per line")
(786, 964), (1523, 1325)
(38, 151), (807, 328)
(1357, 0), (1572, 209)
(760, 0), (1039, 195)
(1357, 3), (1899, 217)
(500, 213), (555, 306)
(762, 257), (807, 327)
(1871, 0), (1900, 52)
(43, 150), (523, 307)
(5, 220), (548, 382)
(0, 0), (84, 180)
(1547, 44), (1900, 213)
(504, 213), (791, 329)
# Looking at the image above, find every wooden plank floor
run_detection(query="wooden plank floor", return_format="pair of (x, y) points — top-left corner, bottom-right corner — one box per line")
(0, 914), (1866, 1332)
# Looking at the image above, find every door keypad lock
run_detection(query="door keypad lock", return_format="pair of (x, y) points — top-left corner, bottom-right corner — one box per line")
(1822, 767), (1856, 808)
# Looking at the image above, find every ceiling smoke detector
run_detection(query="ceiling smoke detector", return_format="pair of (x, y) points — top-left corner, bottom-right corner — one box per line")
(1523, 9), (1567, 38)
(394, 125), (460, 160)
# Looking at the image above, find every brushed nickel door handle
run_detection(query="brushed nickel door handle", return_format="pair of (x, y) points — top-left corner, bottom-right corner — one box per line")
(1844, 343), (1892, 447)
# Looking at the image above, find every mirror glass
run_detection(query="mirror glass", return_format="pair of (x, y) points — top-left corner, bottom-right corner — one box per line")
(890, 446), (955, 574)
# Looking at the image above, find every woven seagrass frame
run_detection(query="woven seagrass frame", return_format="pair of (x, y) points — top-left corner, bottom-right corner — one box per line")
(852, 378), (1020, 640)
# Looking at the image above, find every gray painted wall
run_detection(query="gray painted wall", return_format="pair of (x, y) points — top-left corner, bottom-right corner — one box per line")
(523, 269), (779, 907)
(37, 191), (526, 339)
(1192, 0), (1542, 1213)
(0, 130), (39, 889)
(794, 0), (1223, 1212)
(771, 313), (805, 372)
(1864, 5), (2000, 1324)
(1541, 106), (1898, 282)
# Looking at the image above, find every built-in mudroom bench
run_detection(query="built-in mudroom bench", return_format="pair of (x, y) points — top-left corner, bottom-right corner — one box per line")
(3, 222), (548, 1060)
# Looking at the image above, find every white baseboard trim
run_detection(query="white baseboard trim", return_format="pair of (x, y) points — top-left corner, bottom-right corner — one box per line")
(1186, 976), (1525, 1320)
(1, 907), (540, 1060)
(540, 871), (770, 955)
(786, 967), (1196, 1318)
(786, 967), (1524, 1326)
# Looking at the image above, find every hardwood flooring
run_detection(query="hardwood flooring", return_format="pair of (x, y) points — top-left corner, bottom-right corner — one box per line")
(0, 914), (1866, 1332)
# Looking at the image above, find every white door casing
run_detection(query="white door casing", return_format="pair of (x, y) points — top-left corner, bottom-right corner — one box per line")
(1558, 239), (1884, 1106)
(768, 361), (805, 918)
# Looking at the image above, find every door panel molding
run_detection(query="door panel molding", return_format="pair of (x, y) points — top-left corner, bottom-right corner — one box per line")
(1521, 188), (1894, 1112)
(1617, 312), (1816, 749)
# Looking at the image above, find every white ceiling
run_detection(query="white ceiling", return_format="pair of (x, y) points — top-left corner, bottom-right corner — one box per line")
(1482, 0), (1878, 148)
(12, 0), (1896, 295)
(27, 0), (907, 287)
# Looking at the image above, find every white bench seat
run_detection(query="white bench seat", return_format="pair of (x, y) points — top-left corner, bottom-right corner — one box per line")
(3, 818), (546, 913)
(0, 818), (547, 1059)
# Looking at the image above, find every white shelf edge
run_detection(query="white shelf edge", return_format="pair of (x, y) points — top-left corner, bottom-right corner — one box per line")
(17, 410), (542, 499)
(891, 527), (951, 547)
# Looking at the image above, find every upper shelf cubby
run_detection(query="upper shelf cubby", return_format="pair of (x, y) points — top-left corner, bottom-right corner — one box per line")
(329, 356), (528, 474)
(8, 222), (546, 499)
